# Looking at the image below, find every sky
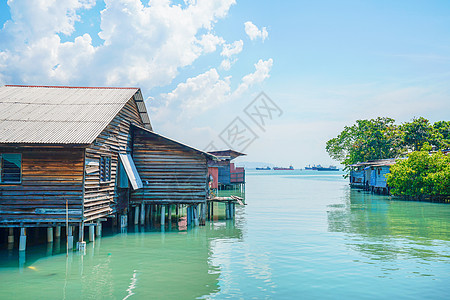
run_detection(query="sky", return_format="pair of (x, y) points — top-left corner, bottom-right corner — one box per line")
(1, 0), (450, 168)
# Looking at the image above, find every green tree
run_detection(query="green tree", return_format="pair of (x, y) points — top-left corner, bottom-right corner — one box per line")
(401, 117), (436, 151)
(433, 120), (450, 149)
(326, 117), (402, 167)
(386, 145), (450, 201)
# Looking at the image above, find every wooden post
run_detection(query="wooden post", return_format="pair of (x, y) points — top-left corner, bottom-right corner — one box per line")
(134, 206), (140, 225)
(55, 225), (61, 238)
(194, 205), (199, 226)
(186, 206), (191, 226)
(161, 205), (166, 226)
(120, 214), (128, 228)
(77, 222), (86, 251)
(96, 222), (102, 237)
(140, 203), (145, 225)
(8, 228), (14, 244)
(19, 228), (26, 251)
(211, 202), (214, 220)
(67, 226), (73, 250)
(175, 205), (179, 218)
(145, 204), (151, 224)
(47, 227), (54, 243)
(89, 225), (95, 242)
(168, 205), (172, 223)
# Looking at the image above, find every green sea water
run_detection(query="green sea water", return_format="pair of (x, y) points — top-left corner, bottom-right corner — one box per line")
(0, 170), (449, 299)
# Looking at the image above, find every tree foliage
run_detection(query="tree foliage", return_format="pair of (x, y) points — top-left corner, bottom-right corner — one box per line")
(386, 146), (450, 201)
(326, 117), (402, 166)
(327, 117), (450, 168)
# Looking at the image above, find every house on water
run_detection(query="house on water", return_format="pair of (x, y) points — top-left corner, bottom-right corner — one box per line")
(349, 159), (396, 194)
(0, 85), (215, 251)
(207, 150), (246, 191)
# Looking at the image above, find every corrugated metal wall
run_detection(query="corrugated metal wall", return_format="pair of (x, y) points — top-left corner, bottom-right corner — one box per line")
(131, 129), (208, 204)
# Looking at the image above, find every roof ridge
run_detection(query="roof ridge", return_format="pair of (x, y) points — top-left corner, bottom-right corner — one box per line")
(4, 85), (138, 90)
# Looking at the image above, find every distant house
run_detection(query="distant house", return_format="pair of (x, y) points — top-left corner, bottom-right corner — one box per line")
(349, 159), (396, 194)
(207, 150), (246, 189)
(0, 85), (214, 249)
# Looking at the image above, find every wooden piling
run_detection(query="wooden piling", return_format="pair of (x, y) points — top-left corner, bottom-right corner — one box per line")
(161, 205), (166, 226)
(140, 203), (145, 225)
(19, 228), (26, 251)
(134, 206), (140, 225)
(96, 222), (102, 237)
(47, 227), (54, 243)
(8, 228), (14, 244)
(168, 205), (172, 223)
(55, 225), (61, 238)
(67, 226), (73, 250)
(89, 225), (95, 242)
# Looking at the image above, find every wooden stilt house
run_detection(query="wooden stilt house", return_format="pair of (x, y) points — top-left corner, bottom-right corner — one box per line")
(207, 150), (246, 189)
(0, 85), (214, 248)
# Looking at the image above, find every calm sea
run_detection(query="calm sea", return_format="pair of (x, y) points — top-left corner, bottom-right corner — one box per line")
(0, 170), (449, 299)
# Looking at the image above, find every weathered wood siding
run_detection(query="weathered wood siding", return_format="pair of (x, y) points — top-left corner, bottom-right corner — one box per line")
(0, 147), (84, 225)
(131, 130), (208, 204)
(83, 97), (144, 221)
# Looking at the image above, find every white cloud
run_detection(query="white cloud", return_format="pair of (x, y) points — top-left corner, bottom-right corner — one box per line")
(0, 0), (236, 87)
(220, 39), (243, 70)
(244, 21), (268, 41)
(156, 58), (273, 119)
(234, 58), (273, 96)
(221, 40), (243, 57)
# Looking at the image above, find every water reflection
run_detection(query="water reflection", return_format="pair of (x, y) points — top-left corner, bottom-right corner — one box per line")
(0, 217), (244, 299)
(327, 188), (450, 263)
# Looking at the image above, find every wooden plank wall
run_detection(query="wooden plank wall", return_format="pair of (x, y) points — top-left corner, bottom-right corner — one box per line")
(83, 97), (144, 222)
(0, 147), (84, 225)
(131, 131), (208, 204)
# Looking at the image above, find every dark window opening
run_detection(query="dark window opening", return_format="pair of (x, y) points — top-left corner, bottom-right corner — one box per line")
(1, 153), (22, 183)
(100, 156), (111, 182)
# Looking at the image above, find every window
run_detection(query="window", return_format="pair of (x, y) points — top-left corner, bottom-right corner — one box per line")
(100, 156), (111, 182)
(0, 153), (22, 183)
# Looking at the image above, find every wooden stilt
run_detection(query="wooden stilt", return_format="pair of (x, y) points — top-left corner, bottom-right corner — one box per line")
(96, 222), (102, 237)
(8, 228), (14, 244)
(77, 222), (86, 251)
(140, 203), (145, 225)
(120, 214), (127, 228)
(67, 226), (73, 250)
(89, 225), (95, 242)
(134, 206), (140, 225)
(145, 204), (150, 224)
(47, 227), (54, 243)
(194, 205), (199, 226)
(55, 225), (61, 238)
(168, 205), (172, 223)
(161, 205), (166, 226)
(19, 228), (26, 251)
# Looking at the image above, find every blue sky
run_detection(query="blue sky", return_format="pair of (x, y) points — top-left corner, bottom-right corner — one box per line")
(1, 0), (450, 167)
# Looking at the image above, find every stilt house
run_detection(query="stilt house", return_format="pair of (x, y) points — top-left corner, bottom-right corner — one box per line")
(0, 85), (214, 237)
(207, 150), (245, 189)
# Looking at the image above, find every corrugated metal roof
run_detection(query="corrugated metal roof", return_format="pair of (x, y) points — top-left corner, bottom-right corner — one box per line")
(0, 85), (148, 144)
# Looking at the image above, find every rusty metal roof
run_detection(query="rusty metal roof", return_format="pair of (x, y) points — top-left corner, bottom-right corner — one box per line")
(0, 85), (151, 144)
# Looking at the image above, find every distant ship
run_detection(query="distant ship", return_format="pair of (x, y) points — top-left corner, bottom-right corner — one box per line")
(316, 165), (339, 171)
(305, 165), (339, 171)
(256, 166), (271, 170)
(273, 165), (294, 170)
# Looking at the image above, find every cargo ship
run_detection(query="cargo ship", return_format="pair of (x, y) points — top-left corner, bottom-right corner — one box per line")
(305, 165), (339, 171)
(273, 165), (294, 170)
(256, 166), (271, 170)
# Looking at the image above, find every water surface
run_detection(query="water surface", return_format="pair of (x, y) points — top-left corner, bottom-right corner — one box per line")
(0, 170), (449, 299)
